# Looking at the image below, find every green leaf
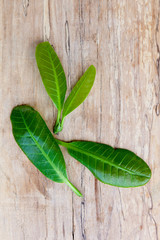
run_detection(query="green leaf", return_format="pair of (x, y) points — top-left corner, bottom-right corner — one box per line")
(10, 105), (82, 197)
(56, 140), (151, 187)
(36, 42), (67, 112)
(62, 65), (96, 122)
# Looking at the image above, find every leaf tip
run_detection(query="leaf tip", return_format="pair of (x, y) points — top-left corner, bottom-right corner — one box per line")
(89, 65), (96, 75)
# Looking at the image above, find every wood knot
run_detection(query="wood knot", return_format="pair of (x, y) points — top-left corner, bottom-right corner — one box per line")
(155, 103), (160, 116)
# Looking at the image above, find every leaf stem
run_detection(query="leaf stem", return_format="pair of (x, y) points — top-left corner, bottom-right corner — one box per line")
(55, 138), (67, 147)
(61, 116), (65, 128)
(56, 139), (82, 196)
(66, 180), (83, 197)
(55, 110), (61, 126)
(53, 110), (63, 134)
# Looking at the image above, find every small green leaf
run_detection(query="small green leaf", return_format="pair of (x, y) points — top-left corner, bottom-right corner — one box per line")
(56, 140), (151, 187)
(10, 105), (82, 197)
(36, 42), (67, 112)
(62, 65), (96, 122)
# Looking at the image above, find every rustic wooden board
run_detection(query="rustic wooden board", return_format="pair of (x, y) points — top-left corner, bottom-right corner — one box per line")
(1, 0), (160, 239)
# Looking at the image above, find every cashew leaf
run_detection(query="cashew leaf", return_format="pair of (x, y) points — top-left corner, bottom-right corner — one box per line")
(10, 105), (82, 197)
(56, 140), (151, 187)
(36, 42), (67, 122)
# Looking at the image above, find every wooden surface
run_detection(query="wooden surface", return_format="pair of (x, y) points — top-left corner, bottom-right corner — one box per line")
(1, 1), (160, 239)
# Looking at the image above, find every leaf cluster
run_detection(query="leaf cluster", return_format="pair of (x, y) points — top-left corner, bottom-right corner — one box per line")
(10, 42), (151, 197)
(36, 42), (96, 134)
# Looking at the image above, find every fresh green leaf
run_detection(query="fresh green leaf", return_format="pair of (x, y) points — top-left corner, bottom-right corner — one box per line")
(60, 65), (96, 127)
(56, 140), (151, 187)
(36, 42), (67, 113)
(10, 105), (82, 197)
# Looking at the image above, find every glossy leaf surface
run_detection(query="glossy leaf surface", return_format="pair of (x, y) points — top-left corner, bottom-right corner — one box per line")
(56, 140), (151, 187)
(36, 42), (67, 111)
(10, 105), (82, 197)
(62, 65), (96, 120)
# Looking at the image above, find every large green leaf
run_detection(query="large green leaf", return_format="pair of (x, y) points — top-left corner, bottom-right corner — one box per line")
(62, 65), (96, 121)
(10, 105), (82, 197)
(36, 42), (67, 111)
(56, 140), (151, 187)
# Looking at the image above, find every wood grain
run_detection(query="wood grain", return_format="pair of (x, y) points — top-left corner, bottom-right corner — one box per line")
(0, 0), (160, 239)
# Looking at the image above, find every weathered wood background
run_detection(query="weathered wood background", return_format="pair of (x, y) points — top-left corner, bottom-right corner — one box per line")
(1, 0), (160, 239)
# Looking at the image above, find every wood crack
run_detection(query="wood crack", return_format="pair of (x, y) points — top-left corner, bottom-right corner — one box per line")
(148, 191), (158, 240)
(65, 20), (71, 87)
(155, 0), (160, 116)
(22, 0), (29, 17)
(43, 0), (51, 41)
(72, 194), (75, 240)
(80, 199), (86, 240)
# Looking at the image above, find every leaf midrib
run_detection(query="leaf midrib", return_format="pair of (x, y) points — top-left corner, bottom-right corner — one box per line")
(20, 110), (67, 183)
(48, 46), (62, 110)
(60, 141), (150, 178)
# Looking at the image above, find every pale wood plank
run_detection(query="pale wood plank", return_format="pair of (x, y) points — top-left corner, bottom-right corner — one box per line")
(0, 0), (160, 239)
